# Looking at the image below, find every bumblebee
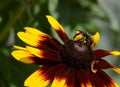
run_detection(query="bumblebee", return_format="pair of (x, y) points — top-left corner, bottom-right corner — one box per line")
(73, 30), (94, 48)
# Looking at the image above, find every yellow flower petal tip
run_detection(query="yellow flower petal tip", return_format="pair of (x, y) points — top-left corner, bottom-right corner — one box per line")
(24, 68), (50, 87)
(13, 45), (27, 50)
(46, 15), (64, 31)
(11, 50), (34, 64)
(91, 32), (100, 47)
(17, 32), (24, 38)
(112, 67), (120, 74)
(110, 51), (120, 56)
(91, 61), (98, 73)
(11, 51), (22, 61)
(24, 27), (37, 32)
(24, 27), (31, 30)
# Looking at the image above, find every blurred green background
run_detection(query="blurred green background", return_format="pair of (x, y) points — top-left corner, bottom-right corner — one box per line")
(0, 0), (120, 87)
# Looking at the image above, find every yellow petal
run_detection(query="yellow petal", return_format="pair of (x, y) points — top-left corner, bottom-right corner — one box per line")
(18, 28), (61, 51)
(24, 27), (49, 38)
(91, 60), (99, 73)
(91, 32), (100, 48)
(110, 51), (120, 56)
(17, 32), (40, 47)
(24, 66), (51, 87)
(112, 67), (120, 74)
(63, 70), (76, 87)
(46, 15), (64, 32)
(13, 45), (27, 50)
(51, 66), (68, 87)
(26, 46), (60, 61)
(26, 46), (46, 58)
(24, 27), (43, 35)
(24, 27), (55, 42)
(51, 78), (66, 87)
(46, 15), (69, 42)
(11, 50), (34, 63)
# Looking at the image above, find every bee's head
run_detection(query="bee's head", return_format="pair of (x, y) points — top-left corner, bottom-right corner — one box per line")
(73, 30), (94, 48)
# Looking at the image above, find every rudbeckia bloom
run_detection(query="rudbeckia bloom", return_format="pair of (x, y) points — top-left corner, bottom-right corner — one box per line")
(11, 15), (120, 87)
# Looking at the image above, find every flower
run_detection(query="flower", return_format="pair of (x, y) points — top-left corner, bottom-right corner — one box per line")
(11, 15), (120, 87)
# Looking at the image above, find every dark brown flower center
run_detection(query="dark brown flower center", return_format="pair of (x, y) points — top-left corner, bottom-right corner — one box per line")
(61, 31), (94, 69)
